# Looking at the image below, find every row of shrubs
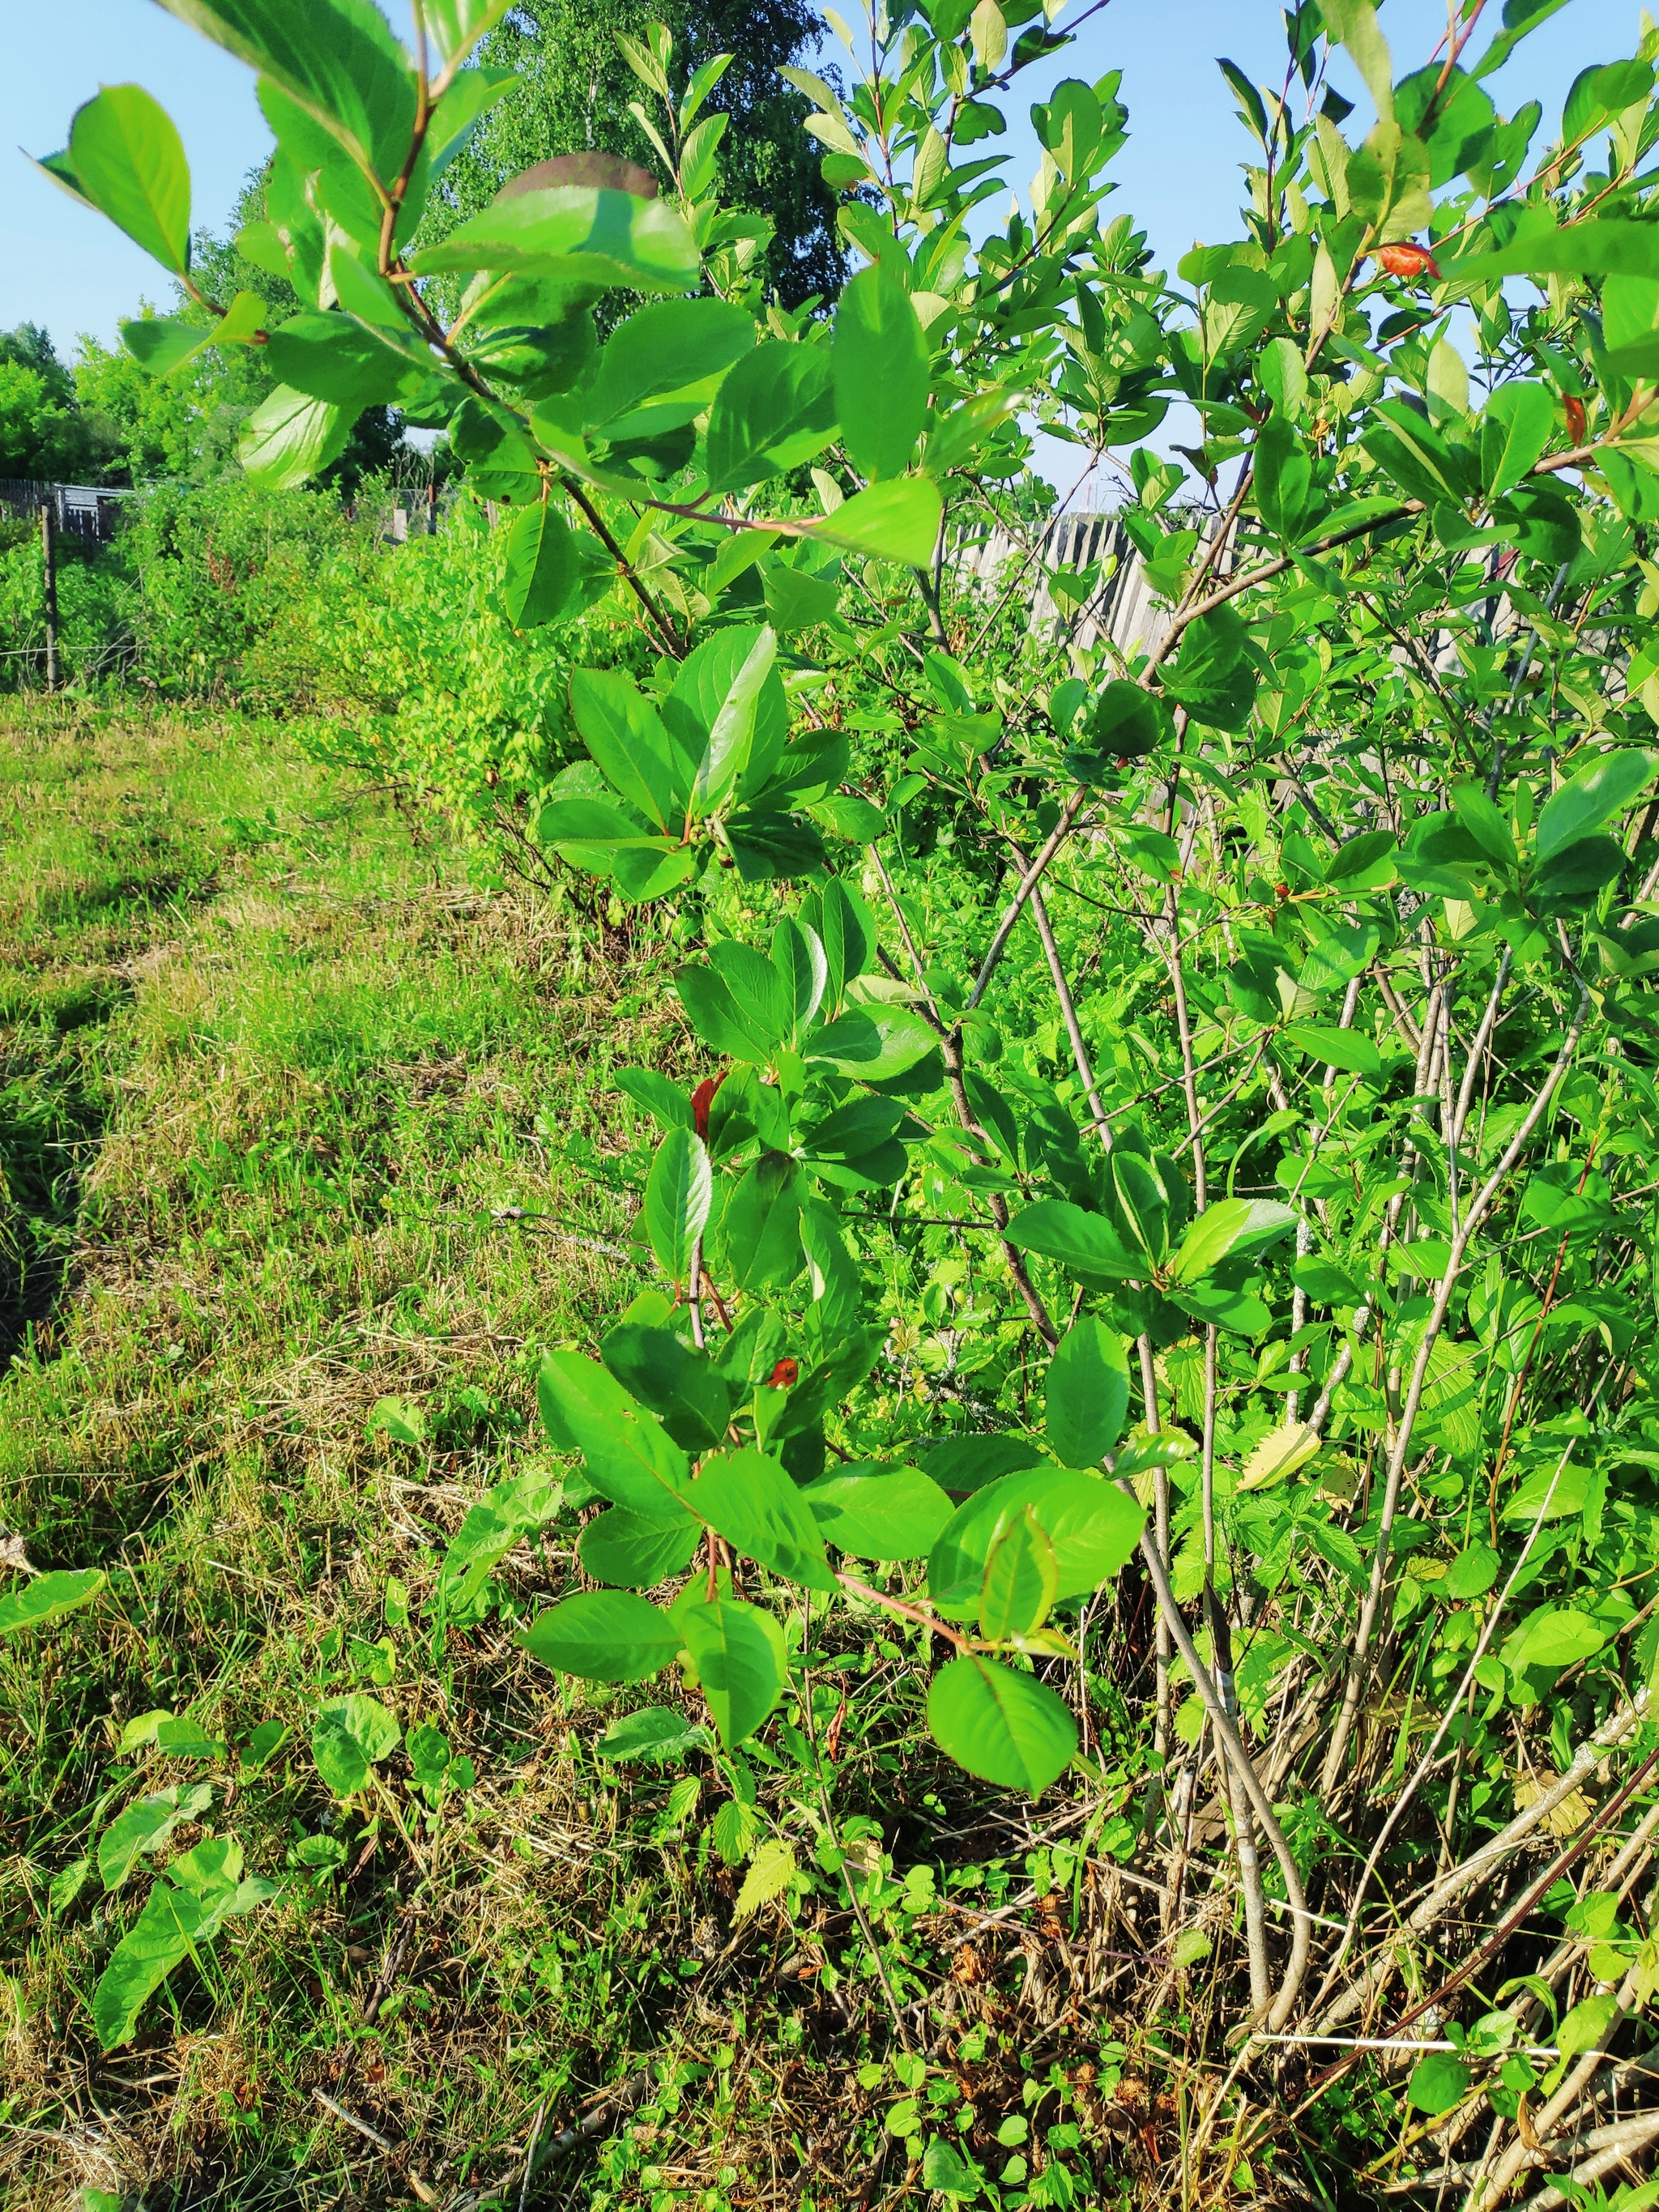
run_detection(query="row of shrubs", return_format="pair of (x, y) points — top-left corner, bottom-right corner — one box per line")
(0, 479), (646, 840)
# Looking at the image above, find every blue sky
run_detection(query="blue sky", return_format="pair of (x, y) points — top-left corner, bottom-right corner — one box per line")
(1, 0), (1643, 365)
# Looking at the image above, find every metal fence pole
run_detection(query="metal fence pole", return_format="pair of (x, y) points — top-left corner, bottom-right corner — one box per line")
(41, 498), (59, 693)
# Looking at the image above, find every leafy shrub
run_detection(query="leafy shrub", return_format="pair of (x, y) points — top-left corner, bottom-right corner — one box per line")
(118, 475), (364, 710)
(31, 0), (1659, 2190)
(305, 496), (653, 837)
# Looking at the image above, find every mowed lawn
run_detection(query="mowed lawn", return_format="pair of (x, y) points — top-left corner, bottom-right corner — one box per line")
(0, 699), (676, 2209)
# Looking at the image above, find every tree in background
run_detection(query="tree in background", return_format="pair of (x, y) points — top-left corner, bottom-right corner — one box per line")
(0, 323), (109, 480)
(428, 0), (845, 308)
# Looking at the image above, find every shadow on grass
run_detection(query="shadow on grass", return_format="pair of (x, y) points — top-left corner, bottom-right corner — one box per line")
(0, 1026), (109, 1374)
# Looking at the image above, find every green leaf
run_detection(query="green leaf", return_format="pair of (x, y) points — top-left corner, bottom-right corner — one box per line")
(1556, 1989), (1619, 2061)
(1162, 605), (1258, 731)
(1602, 273), (1659, 379)
(666, 624), (791, 805)
(811, 477), (943, 566)
(519, 1590), (684, 1682)
(1449, 217), (1659, 283)
(1363, 399), (1473, 509)
(501, 501), (608, 629)
(578, 1507), (703, 1588)
(1444, 1541), (1500, 1598)
(808, 877), (876, 1007)
(1112, 1152), (1170, 1265)
(1068, 682), (1172, 770)
(0, 1566), (104, 1638)
(260, 306), (422, 408)
(710, 1793), (760, 1861)
(437, 1464), (561, 1621)
(238, 385), (349, 491)
(676, 967), (777, 1062)
(569, 668), (686, 833)
(49, 1858), (93, 1919)
(585, 297), (755, 432)
(920, 1434), (1046, 1495)
(927, 1656), (1077, 1793)
(1407, 2052), (1471, 2116)
(65, 85), (192, 273)
(240, 1718), (288, 1775)
(692, 627), (778, 815)
(734, 1835), (798, 1920)
(705, 343), (838, 494)
(645, 1125), (712, 1287)
(118, 1710), (178, 1756)
(1238, 1421), (1321, 1491)
(616, 1067), (693, 1131)
(537, 1350), (692, 1519)
(92, 1880), (203, 2051)
(679, 1596), (787, 1746)
(1323, 0), (1394, 122)
(1479, 381), (1554, 498)
(411, 187), (699, 291)
(602, 1323), (736, 1453)
(595, 1706), (708, 1762)
(690, 1448), (838, 1592)
(1045, 1318), (1131, 1468)
(122, 315), (218, 377)
(1171, 1198), (1299, 1285)
(423, 0), (514, 63)
(366, 1395), (425, 1443)
(1004, 1200), (1141, 1281)
(1281, 1025), (1384, 1076)
(1511, 1605), (1606, 1671)
(154, 0), (416, 185)
(803, 1464), (954, 1558)
(804, 1004), (937, 1080)
(98, 1785), (213, 1892)
(1563, 56), (1653, 144)
(311, 1693), (400, 1797)
(1169, 1279), (1273, 1336)
(922, 2137), (984, 2198)
(833, 266), (929, 482)
(928, 1466), (1145, 1612)
(91, 1839), (273, 2053)
(1535, 751), (1657, 862)
(1534, 833), (1626, 901)
(1452, 780), (1520, 871)
(979, 1506), (1059, 1639)
(1255, 411), (1312, 539)
(151, 1715), (226, 1760)
(1258, 334), (1308, 417)
(1325, 830), (1398, 888)
(719, 1153), (807, 1291)
(765, 560), (842, 636)
(1298, 921), (1380, 994)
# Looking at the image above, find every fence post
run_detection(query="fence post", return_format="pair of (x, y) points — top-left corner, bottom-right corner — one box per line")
(41, 498), (59, 694)
(428, 477), (438, 535)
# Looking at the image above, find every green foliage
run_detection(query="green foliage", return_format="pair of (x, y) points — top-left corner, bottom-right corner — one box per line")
(117, 475), (363, 707)
(28, 0), (1659, 2187)
(0, 1566), (104, 1638)
(421, 0), (845, 311)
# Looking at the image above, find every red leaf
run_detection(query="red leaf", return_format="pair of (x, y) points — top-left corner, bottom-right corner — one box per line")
(691, 1071), (726, 1140)
(1372, 242), (1441, 283)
